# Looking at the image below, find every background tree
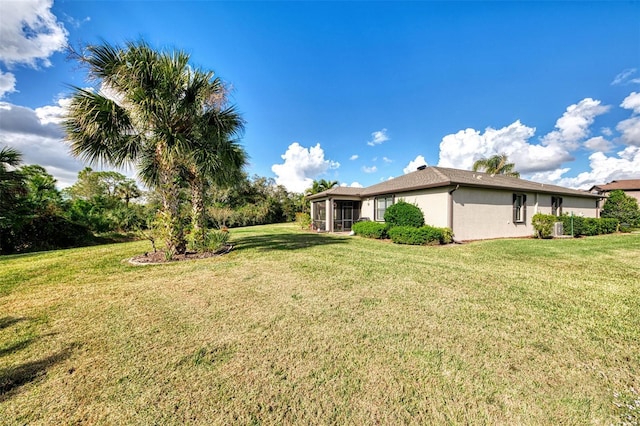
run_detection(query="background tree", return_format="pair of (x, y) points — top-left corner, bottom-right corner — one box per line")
(472, 154), (520, 177)
(305, 179), (339, 195)
(63, 168), (146, 233)
(0, 148), (93, 254)
(600, 190), (640, 227)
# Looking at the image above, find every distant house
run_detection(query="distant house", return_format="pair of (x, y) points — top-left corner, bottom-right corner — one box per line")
(307, 166), (602, 241)
(589, 179), (640, 205)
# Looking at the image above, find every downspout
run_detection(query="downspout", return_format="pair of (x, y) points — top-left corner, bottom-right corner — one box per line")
(448, 185), (459, 231)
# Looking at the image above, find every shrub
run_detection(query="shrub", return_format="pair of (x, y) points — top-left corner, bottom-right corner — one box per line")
(388, 225), (449, 245)
(440, 227), (454, 244)
(2, 214), (94, 254)
(384, 201), (425, 228)
(601, 189), (640, 226)
(295, 212), (311, 229)
(532, 213), (557, 238)
(558, 214), (618, 237)
(352, 221), (388, 239)
(187, 228), (230, 253)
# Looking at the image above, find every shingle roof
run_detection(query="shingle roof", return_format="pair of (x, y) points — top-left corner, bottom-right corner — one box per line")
(589, 179), (640, 192)
(308, 166), (601, 199)
(306, 186), (363, 199)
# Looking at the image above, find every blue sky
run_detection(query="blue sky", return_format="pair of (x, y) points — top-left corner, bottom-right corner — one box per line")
(1, 0), (639, 192)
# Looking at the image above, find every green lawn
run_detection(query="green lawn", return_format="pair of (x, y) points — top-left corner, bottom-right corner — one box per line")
(1, 224), (639, 424)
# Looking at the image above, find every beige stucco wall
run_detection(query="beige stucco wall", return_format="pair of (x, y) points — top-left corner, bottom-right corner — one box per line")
(360, 188), (450, 226)
(452, 188), (600, 240)
(396, 189), (450, 228)
(532, 194), (600, 217)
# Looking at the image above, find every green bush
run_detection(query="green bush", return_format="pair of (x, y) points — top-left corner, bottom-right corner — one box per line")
(388, 225), (449, 245)
(532, 213), (557, 238)
(440, 227), (454, 244)
(384, 201), (425, 228)
(295, 212), (311, 229)
(352, 221), (388, 239)
(559, 215), (618, 236)
(187, 228), (230, 253)
(2, 214), (94, 254)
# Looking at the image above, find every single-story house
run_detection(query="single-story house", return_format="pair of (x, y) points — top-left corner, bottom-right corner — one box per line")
(307, 166), (603, 241)
(589, 179), (640, 205)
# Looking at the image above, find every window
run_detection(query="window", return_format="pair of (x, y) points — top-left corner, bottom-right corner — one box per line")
(512, 193), (527, 223)
(375, 195), (394, 221)
(551, 196), (563, 216)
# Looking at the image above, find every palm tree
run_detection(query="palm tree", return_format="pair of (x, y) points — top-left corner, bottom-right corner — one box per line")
(0, 146), (27, 219)
(472, 154), (520, 177)
(184, 105), (246, 245)
(115, 179), (141, 207)
(0, 146), (23, 187)
(64, 41), (244, 255)
(305, 179), (339, 195)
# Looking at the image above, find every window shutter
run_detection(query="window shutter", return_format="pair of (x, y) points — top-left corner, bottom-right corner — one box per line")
(559, 197), (563, 215)
(512, 194), (517, 223)
(523, 195), (527, 222)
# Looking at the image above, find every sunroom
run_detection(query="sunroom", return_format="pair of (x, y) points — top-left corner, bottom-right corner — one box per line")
(308, 187), (363, 232)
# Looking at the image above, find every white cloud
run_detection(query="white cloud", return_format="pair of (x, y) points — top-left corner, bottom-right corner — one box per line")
(0, 70), (17, 98)
(271, 142), (339, 193)
(1, 99), (136, 188)
(403, 155), (428, 174)
(362, 165), (377, 173)
(0, 0), (68, 68)
(601, 127), (613, 136)
(621, 92), (640, 115)
(382, 156), (392, 163)
(367, 128), (389, 146)
(437, 98), (612, 174)
(541, 98), (610, 150)
(437, 120), (562, 173)
(615, 92), (640, 146)
(0, 101), (83, 187)
(612, 69), (637, 85)
(349, 154), (359, 160)
(617, 117), (640, 146)
(531, 146), (640, 189)
(35, 97), (71, 124)
(340, 181), (363, 188)
(584, 136), (613, 152)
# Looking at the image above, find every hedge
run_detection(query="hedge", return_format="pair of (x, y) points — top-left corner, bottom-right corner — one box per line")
(388, 225), (452, 245)
(352, 221), (388, 239)
(558, 215), (619, 236)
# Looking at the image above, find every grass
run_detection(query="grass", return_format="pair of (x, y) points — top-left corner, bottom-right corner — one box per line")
(1, 223), (639, 425)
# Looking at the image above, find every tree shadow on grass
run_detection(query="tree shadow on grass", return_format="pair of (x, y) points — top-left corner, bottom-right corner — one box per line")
(234, 231), (350, 252)
(0, 316), (27, 330)
(0, 347), (72, 401)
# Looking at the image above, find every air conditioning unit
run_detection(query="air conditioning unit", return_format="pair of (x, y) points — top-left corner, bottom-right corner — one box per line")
(553, 222), (564, 237)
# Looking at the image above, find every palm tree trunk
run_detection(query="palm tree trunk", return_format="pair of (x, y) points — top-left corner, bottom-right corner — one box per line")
(159, 168), (186, 256)
(190, 174), (207, 250)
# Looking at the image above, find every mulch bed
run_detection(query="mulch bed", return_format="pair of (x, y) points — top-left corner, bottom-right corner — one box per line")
(128, 245), (233, 265)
